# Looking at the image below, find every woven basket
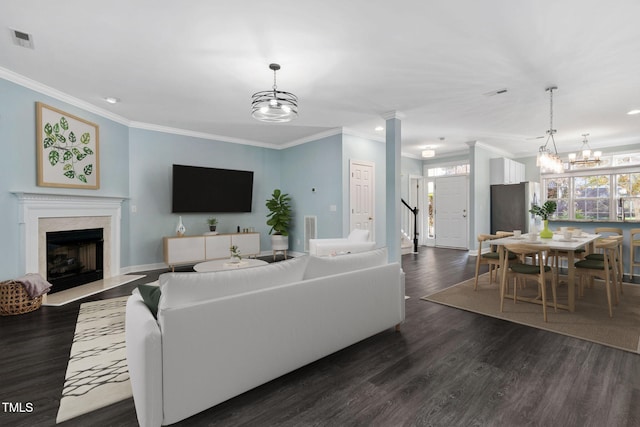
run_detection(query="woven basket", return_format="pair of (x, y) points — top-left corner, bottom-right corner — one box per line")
(0, 280), (43, 316)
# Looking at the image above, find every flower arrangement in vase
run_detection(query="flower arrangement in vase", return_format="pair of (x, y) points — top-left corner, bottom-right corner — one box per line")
(529, 200), (557, 238)
(229, 245), (242, 263)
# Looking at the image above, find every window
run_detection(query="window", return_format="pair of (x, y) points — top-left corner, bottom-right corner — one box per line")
(427, 163), (469, 177)
(542, 152), (640, 220)
(573, 175), (610, 220)
(616, 172), (640, 220)
(546, 177), (570, 219)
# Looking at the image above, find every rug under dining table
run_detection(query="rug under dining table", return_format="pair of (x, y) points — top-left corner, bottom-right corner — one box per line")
(422, 272), (640, 354)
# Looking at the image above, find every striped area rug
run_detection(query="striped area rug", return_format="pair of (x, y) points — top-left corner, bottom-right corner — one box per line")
(56, 296), (132, 423)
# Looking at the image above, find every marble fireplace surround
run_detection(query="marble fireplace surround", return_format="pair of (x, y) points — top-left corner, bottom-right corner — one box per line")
(14, 192), (125, 282)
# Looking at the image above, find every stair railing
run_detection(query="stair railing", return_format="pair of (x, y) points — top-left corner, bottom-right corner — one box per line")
(401, 198), (419, 253)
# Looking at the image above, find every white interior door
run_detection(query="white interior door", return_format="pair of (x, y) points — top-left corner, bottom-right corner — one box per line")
(434, 175), (468, 249)
(350, 160), (374, 239)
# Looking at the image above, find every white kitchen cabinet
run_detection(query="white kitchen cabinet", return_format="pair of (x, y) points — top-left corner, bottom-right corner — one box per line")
(490, 158), (525, 185)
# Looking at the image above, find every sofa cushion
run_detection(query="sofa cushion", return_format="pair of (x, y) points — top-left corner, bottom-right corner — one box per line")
(303, 247), (387, 280)
(159, 255), (309, 310)
(138, 284), (162, 318)
(348, 228), (370, 241)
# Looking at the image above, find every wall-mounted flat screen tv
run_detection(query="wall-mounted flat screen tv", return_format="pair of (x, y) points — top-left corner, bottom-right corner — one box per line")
(172, 164), (254, 213)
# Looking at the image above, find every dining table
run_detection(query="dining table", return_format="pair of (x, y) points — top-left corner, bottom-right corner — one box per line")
(489, 232), (601, 312)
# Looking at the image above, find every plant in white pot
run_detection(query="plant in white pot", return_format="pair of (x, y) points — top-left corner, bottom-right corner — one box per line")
(266, 189), (291, 257)
(206, 217), (218, 232)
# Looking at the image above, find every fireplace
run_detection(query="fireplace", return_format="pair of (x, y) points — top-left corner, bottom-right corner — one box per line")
(46, 228), (104, 293)
(14, 193), (124, 299)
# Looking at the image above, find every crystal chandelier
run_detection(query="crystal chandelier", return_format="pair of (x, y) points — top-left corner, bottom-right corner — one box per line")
(251, 63), (298, 122)
(536, 86), (564, 174)
(568, 133), (601, 167)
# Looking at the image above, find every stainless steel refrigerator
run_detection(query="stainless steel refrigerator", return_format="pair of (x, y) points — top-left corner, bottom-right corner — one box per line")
(490, 182), (541, 234)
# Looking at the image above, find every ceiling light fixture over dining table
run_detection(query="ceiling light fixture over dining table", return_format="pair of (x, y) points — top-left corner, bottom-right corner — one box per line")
(536, 86), (564, 174)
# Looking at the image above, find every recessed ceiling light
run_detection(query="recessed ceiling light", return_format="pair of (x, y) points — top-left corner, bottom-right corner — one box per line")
(421, 149), (435, 158)
(374, 126), (384, 131)
(104, 97), (120, 104)
(627, 109), (640, 115)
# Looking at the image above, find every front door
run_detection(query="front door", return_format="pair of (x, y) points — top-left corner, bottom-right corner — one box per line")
(434, 175), (468, 249)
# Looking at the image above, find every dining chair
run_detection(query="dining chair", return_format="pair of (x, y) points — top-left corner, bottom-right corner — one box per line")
(500, 243), (557, 322)
(574, 238), (619, 317)
(592, 227), (623, 282)
(474, 234), (516, 290)
(629, 228), (640, 279)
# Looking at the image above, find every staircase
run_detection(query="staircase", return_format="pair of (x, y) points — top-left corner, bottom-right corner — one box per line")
(401, 229), (414, 254)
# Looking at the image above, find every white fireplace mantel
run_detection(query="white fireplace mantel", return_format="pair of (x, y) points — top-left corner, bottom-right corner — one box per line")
(13, 192), (125, 277)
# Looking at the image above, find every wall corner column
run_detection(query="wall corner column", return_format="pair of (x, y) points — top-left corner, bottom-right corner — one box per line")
(383, 111), (403, 263)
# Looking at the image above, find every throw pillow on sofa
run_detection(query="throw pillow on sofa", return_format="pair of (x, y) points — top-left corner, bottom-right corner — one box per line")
(303, 247), (388, 280)
(138, 284), (162, 318)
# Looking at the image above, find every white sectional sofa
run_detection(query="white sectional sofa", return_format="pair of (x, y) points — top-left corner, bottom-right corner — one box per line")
(308, 228), (376, 256)
(125, 248), (404, 426)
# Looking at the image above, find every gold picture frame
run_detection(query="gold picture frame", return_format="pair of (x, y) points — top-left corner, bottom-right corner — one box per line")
(36, 102), (100, 189)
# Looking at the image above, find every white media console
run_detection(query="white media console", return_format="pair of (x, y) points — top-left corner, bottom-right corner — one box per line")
(163, 232), (260, 271)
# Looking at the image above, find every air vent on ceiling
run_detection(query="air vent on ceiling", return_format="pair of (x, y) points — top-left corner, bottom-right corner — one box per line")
(483, 88), (508, 97)
(10, 28), (34, 49)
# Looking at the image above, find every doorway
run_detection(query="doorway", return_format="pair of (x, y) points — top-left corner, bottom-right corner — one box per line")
(434, 175), (468, 249)
(349, 160), (375, 239)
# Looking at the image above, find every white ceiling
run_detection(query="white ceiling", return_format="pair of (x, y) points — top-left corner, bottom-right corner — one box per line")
(2, 0), (640, 159)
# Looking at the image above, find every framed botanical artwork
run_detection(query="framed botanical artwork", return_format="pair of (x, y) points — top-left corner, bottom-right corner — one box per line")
(36, 102), (100, 189)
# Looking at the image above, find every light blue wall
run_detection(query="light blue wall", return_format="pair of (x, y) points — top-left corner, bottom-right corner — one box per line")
(280, 134), (343, 253)
(401, 156), (423, 200)
(514, 155), (540, 183)
(342, 134), (387, 247)
(0, 78), (130, 278)
(128, 128), (282, 266)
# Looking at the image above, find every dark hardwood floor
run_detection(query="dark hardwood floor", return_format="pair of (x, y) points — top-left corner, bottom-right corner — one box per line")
(1, 248), (638, 427)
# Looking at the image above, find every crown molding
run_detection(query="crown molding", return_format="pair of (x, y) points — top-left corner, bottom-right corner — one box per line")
(466, 140), (514, 158)
(0, 67), (131, 126)
(0, 68), (407, 152)
(278, 128), (344, 149)
(342, 127), (385, 143)
(128, 122), (277, 149)
(381, 110), (406, 120)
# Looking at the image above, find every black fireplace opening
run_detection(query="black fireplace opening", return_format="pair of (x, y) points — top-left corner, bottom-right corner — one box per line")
(46, 228), (104, 293)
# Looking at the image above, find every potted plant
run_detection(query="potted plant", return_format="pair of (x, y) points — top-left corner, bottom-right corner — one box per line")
(207, 217), (218, 232)
(265, 189), (291, 255)
(229, 245), (242, 263)
(529, 200), (557, 238)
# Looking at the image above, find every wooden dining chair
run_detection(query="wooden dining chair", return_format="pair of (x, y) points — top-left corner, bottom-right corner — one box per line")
(592, 227), (623, 282)
(574, 239), (619, 317)
(500, 243), (557, 322)
(586, 234), (624, 286)
(474, 234), (516, 290)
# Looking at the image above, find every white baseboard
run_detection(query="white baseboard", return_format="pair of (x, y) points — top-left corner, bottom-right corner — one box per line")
(120, 262), (166, 275)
